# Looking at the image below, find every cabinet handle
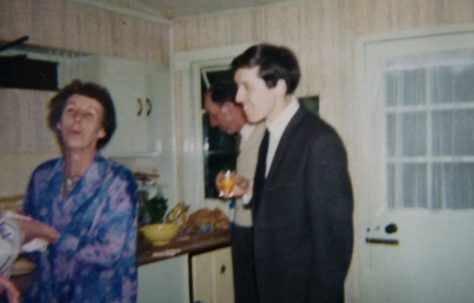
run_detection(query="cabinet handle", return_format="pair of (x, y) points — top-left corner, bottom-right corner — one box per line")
(220, 265), (226, 273)
(137, 98), (143, 116)
(145, 98), (152, 116)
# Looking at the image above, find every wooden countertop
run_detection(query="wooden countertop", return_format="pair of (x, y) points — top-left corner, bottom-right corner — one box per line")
(138, 228), (231, 266)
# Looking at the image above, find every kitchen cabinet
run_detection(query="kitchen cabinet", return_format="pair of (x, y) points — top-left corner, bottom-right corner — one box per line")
(138, 230), (232, 303)
(138, 255), (190, 303)
(77, 55), (169, 157)
(190, 246), (234, 303)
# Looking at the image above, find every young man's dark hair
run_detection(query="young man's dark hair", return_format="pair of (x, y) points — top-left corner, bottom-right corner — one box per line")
(231, 43), (301, 94)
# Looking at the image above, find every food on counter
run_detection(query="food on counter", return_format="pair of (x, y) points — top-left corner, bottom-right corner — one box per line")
(184, 208), (229, 234)
(165, 202), (189, 230)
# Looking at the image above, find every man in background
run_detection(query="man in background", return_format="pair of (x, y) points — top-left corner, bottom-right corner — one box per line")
(204, 81), (264, 303)
(230, 43), (354, 303)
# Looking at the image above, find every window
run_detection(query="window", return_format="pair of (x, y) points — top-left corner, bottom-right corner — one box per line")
(384, 50), (474, 209)
(201, 66), (237, 199)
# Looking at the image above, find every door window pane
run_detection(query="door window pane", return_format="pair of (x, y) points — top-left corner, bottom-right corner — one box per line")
(385, 69), (426, 107)
(432, 163), (474, 209)
(384, 50), (474, 210)
(432, 109), (474, 156)
(401, 112), (426, 157)
(401, 163), (427, 208)
(431, 64), (474, 104)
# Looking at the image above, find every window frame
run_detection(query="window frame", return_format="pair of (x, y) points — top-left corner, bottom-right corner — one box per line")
(171, 44), (253, 210)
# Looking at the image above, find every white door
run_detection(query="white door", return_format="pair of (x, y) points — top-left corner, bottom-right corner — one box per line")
(356, 27), (474, 303)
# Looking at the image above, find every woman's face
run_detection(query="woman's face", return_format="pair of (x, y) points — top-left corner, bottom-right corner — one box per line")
(57, 94), (106, 153)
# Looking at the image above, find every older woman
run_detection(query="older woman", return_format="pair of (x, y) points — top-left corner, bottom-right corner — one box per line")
(22, 80), (138, 303)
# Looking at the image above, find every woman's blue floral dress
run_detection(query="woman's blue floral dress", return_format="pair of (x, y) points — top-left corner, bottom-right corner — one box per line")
(23, 153), (138, 303)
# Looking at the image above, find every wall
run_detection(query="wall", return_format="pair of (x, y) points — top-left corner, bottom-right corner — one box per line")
(171, 0), (474, 136)
(0, 0), (170, 63)
(0, 0), (171, 199)
(170, 0), (474, 301)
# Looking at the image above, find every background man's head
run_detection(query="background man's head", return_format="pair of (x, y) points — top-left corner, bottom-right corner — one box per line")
(204, 81), (247, 135)
(231, 43), (300, 123)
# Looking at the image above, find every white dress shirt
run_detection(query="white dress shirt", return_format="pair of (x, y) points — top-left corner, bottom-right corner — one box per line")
(243, 96), (299, 204)
(265, 96), (300, 176)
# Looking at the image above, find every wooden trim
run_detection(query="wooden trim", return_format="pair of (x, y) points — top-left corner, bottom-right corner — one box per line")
(0, 195), (24, 203)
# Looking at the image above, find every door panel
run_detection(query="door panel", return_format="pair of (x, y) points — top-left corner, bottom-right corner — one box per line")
(357, 28), (474, 303)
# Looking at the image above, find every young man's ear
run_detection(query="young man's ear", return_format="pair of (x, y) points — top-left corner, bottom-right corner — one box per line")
(275, 79), (288, 96)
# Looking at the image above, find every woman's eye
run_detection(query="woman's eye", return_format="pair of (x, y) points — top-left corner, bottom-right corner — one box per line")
(85, 111), (98, 119)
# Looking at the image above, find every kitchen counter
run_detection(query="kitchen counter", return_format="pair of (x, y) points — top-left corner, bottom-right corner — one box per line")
(138, 228), (231, 266)
(9, 229), (231, 303)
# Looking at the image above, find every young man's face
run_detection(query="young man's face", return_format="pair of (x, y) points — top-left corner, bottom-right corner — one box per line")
(234, 66), (279, 123)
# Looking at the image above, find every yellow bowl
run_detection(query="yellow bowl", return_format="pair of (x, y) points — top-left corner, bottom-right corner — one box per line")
(140, 223), (179, 246)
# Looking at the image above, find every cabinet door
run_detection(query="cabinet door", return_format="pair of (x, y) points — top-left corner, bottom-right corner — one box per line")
(143, 63), (167, 155)
(138, 255), (190, 303)
(191, 247), (234, 303)
(78, 56), (149, 156)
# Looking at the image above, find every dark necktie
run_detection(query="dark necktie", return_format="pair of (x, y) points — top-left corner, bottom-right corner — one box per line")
(250, 128), (269, 207)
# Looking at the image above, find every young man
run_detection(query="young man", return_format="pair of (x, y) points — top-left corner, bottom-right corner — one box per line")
(204, 81), (265, 303)
(231, 44), (354, 303)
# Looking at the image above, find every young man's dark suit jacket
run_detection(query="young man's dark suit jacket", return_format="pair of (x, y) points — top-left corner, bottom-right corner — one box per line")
(250, 103), (353, 303)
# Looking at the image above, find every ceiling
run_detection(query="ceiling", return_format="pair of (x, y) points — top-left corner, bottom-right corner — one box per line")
(77, 0), (302, 21)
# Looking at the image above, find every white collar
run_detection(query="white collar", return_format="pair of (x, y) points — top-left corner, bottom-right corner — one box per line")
(266, 96), (299, 139)
(263, 96), (299, 176)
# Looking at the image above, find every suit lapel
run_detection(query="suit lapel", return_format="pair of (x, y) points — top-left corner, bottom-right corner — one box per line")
(266, 106), (308, 181)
